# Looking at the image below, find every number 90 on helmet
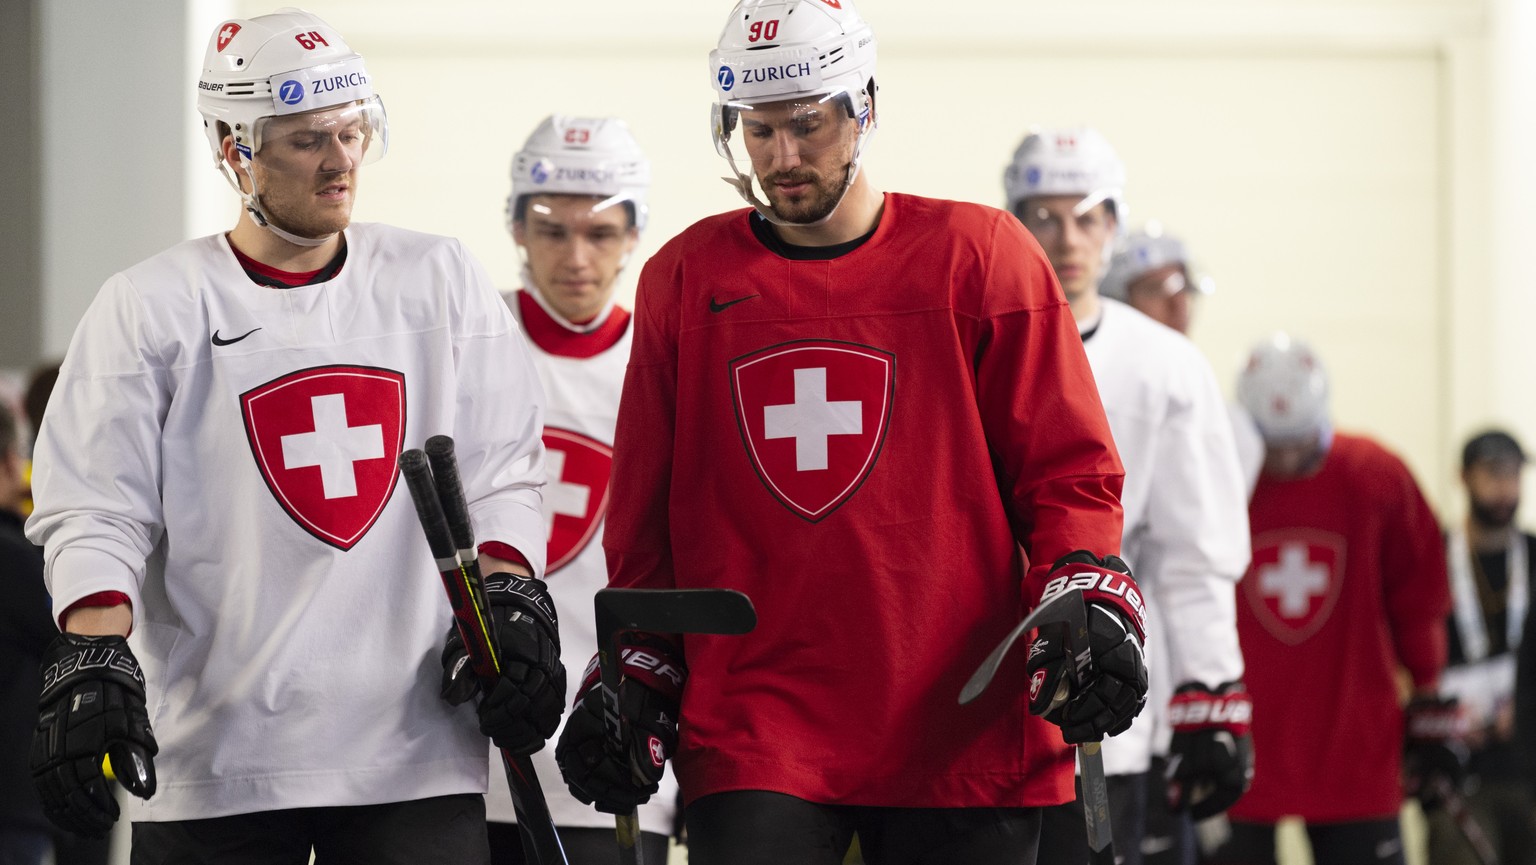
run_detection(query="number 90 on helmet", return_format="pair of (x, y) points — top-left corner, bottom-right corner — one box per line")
(708, 0), (878, 224)
(196, 9), (387, 182)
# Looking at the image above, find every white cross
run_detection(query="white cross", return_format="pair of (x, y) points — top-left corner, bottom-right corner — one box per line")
(1259, 542), (1329, 617)
(543, 449), (591, 539)
(280, 393), (385, 499)
(220, 24), (237, 43)
(763, 367), (862, 472)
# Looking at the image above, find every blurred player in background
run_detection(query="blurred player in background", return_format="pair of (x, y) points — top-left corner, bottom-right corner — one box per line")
(1214, 333), (1454, 865)
(1101, 225), (1263, 494)
(1008, 128), (1255, 865)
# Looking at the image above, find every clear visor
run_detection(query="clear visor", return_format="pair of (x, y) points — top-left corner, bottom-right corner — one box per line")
(516, 193), (640, 249)
(251, 97), (388, 169)
(711, 90), (869, 225)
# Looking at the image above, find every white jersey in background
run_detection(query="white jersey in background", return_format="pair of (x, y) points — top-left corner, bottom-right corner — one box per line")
(490, 289), (679, 836)
(1081, 299), (1251, 776)
(27, 224), (548, 821)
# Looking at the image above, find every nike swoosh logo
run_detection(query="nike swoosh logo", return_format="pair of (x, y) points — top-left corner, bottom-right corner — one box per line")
(211, 327), (263, 346)
(709, 294), (759, 313)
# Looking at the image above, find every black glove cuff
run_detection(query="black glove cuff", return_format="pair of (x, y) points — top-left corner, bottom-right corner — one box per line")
(39, 633), (146, 705)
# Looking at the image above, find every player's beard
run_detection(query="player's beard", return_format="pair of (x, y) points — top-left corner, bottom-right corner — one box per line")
(1470, 496), (1518, 530)
(762, 162), (851, 225)
(256, 169), (356, 239)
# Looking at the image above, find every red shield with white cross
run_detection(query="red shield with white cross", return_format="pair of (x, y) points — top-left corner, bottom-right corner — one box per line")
(1244, 529), (1347, 645)
(542, 427), (612, 575)
(730, 340), (894, 522)
(216, 22), (241, 52)
(241, 366), (406, 551)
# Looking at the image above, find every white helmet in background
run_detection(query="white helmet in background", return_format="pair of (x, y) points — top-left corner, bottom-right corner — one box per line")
(1004, 126), (1126, 224)
(197, 8), (386, 244)
(709, 0), (878, 225)
(1237, 333), (1331, 442)
(508, 115), (651, 233)
(1100, 223), (1214, 302)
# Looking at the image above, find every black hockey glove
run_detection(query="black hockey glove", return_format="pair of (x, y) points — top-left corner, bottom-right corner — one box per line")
(1027, 552), (1149, 743)
(440, 574), (565, 755)
(31, 633), (158, 838)
(1166, 681), (1255, 819)
(556, 633), (684, 815)
(1402, 694), (1467, 811)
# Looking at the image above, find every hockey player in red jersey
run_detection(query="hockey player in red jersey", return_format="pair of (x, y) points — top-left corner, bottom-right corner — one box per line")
(1212, 334), (1454, 865)
(26, 10), (559, 863)
(443, 114), (676, 864)
(552, 2), (1147, 863)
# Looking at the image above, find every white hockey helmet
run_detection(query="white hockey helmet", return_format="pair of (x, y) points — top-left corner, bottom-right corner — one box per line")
(1100, 223), (1215, 302)
(709, 0), (879, 225)
(1004, 127), (1126, 223)
(507, 115), (651, 233)
(1236, 333), (1331, 443)
(197, 9), (386, 240)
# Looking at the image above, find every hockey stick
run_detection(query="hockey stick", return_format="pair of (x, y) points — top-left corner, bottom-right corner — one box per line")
(959, 587), (1116, 865)
(400, 440), (568, 865)
(594, 587), (757, 865)
(1432, 777), (1500, 865)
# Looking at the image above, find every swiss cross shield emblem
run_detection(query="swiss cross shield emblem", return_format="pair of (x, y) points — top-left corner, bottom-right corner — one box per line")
(729, 339), (894, 522)
(216, 22), (241, 52)
(542, 427), (613, 574)
(240, 365), (406, 551)
(1244, 529), (1347, 645)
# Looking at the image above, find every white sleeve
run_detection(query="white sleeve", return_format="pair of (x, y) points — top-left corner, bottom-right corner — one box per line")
(25, 273), (170, 620)
(448, 242), (548, 577)
(1142, 352), (1252, 688)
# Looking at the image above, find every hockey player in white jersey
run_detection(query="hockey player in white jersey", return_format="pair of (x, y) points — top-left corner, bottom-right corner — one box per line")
(25, 10), (561, 863)
(1101, 226), (1264, 494)
(1006, 127), (1255, 865)
(439, 114), (674, 864)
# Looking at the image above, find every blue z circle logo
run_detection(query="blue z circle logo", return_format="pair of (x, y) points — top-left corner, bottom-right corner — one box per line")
(278, 80), (305, 105)
(717, 66), (735, 91)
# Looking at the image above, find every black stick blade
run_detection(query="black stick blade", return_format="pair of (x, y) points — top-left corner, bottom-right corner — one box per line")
(958, 587), (1086, 705)
(594, 588), (757, 637)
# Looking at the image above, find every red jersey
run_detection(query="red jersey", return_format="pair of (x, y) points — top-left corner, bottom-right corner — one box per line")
(605, 194), (1124, 808)
(1230, 433), (1449, 822)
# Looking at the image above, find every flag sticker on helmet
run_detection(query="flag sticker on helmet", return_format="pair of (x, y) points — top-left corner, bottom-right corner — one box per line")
(216, 22), (240, 52)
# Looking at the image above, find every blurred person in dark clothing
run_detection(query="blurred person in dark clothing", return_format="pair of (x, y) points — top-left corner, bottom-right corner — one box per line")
(1434, 429), (1536, 865)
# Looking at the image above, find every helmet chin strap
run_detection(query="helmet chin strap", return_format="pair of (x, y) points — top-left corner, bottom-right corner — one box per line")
(219, 156), (338, 249)
(724, 116), (875, 229)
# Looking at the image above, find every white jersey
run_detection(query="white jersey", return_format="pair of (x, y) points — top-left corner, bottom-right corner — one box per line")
(1082, 300), (1251, 775)
(492, 289), (678, 835)
(27, 225), (548, 821)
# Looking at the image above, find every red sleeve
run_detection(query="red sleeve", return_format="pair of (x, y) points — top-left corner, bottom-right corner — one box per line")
(1380, 450), (1451, 688)
(57, 590), (133, 633)
(477, 541), (531, 572)
(967, 213), (1125, 606)
(603, 251), (681, 591)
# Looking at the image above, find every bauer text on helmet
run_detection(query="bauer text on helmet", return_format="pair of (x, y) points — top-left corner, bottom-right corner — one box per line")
(710, 0), (878, 226)
(197, 9), (387, 243)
